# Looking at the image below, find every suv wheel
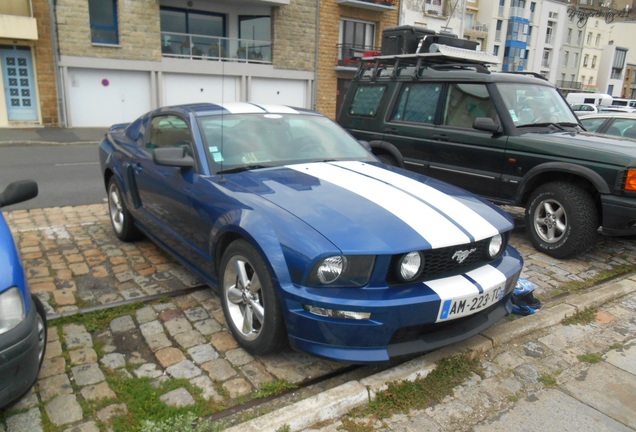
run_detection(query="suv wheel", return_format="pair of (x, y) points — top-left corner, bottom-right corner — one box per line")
(525, 182), (598, 259)
(377, 153), (398, 166)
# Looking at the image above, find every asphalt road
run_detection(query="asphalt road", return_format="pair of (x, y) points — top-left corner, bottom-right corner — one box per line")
(0, 144), (106, 210)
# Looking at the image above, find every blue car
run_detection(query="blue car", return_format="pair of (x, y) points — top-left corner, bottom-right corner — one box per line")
(0, 181), (47, 408)
(99, 103), (523, 363)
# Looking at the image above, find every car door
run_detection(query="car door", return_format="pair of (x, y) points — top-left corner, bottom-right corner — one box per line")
(133, 114), (214, 269)
(383, 82), (443, 175)
(426, 82), (507, 200)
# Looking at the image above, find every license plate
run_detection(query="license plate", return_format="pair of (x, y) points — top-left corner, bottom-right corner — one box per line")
(438, 284), (505, 321)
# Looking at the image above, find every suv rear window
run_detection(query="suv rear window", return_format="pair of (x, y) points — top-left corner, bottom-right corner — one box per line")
(349, 86), (386, 116)
(392, 83), (441, 124)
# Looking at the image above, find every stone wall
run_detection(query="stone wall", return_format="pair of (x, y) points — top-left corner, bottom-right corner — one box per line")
(316, 1), (399, 119)
(33, 0), (58, 126)
(273, 0), (317, 72)
(55, 0), (161, 61)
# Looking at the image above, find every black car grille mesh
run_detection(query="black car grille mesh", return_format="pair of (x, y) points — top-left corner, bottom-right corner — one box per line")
(387, 237), (499, 285)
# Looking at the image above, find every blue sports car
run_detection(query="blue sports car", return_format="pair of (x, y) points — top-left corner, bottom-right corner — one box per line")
(99, 103), (523, 363)
(0, 181), (47, 409)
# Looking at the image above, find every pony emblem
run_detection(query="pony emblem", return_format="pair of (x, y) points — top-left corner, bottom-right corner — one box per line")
(452, 248), (476, 264)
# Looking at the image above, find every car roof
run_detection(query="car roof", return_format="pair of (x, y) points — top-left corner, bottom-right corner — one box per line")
(153, 103), (319, 118)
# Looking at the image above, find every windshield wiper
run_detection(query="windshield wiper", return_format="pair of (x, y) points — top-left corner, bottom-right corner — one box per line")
(517, 122), (566, 131)
(217, 164), (272, 174)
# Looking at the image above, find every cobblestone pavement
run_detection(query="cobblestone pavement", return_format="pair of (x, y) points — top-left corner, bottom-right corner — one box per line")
(0, 204), (635, 431)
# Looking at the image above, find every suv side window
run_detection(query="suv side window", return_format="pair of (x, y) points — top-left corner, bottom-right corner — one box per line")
(391, 83), (441, 123)
(349, 86), (386, 116)
(443, 83), (498, 129)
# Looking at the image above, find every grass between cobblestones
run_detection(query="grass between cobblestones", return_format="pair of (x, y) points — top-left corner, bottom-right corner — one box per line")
(27, 300), (299, 432)
(542, 264), (636, 301)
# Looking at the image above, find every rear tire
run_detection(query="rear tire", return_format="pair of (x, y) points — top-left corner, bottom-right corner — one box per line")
(107, 177), (141, 242)
(525, 182), (598, 258)
(377, 153), (398, 166)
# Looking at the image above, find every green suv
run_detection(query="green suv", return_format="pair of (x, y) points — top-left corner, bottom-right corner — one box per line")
(337, 47), (636, 258)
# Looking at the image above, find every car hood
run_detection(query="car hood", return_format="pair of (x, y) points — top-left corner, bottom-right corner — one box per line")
(513, 131), (636, 165)
(223, 161), (512, 252)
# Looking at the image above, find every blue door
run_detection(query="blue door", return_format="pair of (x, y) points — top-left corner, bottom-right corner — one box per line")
(1, 47), (39, 122)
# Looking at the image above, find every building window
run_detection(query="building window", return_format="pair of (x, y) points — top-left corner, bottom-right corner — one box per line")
(89, 0), (118, 44)
(577, 31), (582, 44)
(588, 76), (593, 84)
(583, 54), (589, 67)
(545, 21), (554, 44)
(563, 51), (569, 67)
(595, 34), (601, 47)
(340, 19), (375, 60)
(566, 28), (572, 44)
(592, 55), (597, 68)
(542, 49), (550, 67)
(160, 8), (226, 58)
(494, 45), (500, 55)
(586, 32), (592, 45)
(574, 52), (579, 67)
(239, 16), (272, 60)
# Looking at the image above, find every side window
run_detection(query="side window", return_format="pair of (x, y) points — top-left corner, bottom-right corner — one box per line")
(579, 117), (605, 132)
(146, 115), (193, 155)
(349, 86), (386, 116)
(443, 84), (499, 129)
(392, 83), (441, 124)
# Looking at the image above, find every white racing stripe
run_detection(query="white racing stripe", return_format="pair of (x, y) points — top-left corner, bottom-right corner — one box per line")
(333, 161), (501, 240)
(428, 265), (507, 322)
(288, 162), (470, 248)
(222, 103), (266, 114)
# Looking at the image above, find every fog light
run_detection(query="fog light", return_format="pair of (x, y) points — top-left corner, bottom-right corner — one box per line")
(304, 305), (371, 320)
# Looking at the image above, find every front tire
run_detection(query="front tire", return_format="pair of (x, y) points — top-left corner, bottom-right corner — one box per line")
(32, 295), (47, 367)
(220, 240), (286, 355)
(525, 182), (598, 259)
(107, 177), (141, 242)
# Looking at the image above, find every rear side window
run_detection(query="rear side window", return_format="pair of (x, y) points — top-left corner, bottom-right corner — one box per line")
(443, 83), (498, 129)
(579, 117), (605, 132)
(349, 86), (386, 116)
(392, 83), (441, 124)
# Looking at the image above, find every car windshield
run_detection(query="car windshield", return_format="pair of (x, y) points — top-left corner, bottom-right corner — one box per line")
(199, 113), (375, 173)
(496, 83), (579, 128)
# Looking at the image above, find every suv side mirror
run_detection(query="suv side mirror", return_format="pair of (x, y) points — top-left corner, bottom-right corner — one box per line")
(473, 117), (503, 135)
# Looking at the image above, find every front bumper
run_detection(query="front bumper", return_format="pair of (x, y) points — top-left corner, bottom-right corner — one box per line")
(601, 194), (636, 236)
(0, 296), (42, 409)
(282, 248), (523, 363)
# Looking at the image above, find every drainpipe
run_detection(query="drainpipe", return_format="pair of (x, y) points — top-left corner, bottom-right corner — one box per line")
(48, 0), (67, 127)
(313, 0), (320, 111)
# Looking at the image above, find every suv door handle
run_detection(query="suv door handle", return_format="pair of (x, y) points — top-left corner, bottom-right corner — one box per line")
(432, 134), (449, 141)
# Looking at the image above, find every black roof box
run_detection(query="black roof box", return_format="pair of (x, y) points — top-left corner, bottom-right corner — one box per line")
(380, 25), (478, 56)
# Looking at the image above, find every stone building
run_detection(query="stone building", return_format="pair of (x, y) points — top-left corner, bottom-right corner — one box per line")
(0, 0), (59, 127)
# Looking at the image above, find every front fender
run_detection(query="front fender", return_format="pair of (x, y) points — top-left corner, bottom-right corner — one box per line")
(516, 162), (610, 203)
(209, 207), (338, 288)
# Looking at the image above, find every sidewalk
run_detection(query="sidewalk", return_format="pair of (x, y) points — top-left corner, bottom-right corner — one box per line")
(236, 278), (636, 432)
(0, 127), (107, 145)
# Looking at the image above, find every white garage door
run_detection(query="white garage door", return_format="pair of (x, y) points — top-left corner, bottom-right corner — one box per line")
(250, 78), (307, 108)
(163, 74), (238, 106)
(67, 69), (151, 127)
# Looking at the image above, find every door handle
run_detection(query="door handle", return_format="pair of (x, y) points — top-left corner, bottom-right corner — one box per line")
(431, 134), (448, 141)
(134, 163), (143, 174)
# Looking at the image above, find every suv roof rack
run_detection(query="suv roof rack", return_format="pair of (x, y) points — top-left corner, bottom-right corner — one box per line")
(501, 71), (548, 81)
(356, 44), (500, 81)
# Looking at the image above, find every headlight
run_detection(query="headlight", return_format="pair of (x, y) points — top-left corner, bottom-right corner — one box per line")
(316, 256), (345, 284)
(308, 255), (375, 287)
(398, 251), (424, 282)
(488, 234), (505, 258)
(0, 287), (26, 335)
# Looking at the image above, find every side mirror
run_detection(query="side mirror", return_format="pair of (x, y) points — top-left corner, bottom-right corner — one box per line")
(153, 147), (195, 168)
(0, 180), (38, 208)
(473, 117), (503, 135)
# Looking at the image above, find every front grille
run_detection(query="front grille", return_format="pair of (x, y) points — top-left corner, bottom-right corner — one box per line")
(387, 236), (503, 285)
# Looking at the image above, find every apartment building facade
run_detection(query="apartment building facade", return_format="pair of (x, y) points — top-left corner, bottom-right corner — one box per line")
(0, 0), (59, 127)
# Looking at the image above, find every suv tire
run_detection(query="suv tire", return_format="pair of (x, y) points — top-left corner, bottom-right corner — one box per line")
(525, 182), (598, 259)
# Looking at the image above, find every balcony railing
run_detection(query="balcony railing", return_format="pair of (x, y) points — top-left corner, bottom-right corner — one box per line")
(161, 32), (272, 64)
(471, 22), (487, 32)
(495, 30), (501, 41)
(338, 0), (397, 11)
(611, 71), (623, 79)
(423, 2), (444, 15)
(337, 43), (379, 67)
(556, 80), (582, 90)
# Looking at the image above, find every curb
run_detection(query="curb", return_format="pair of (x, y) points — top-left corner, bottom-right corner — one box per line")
(224, 276), (636, 432)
